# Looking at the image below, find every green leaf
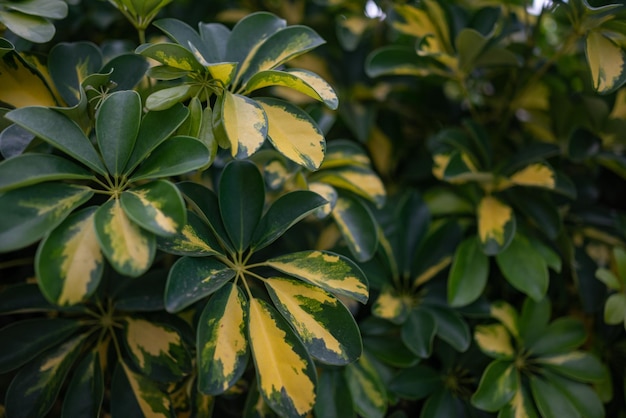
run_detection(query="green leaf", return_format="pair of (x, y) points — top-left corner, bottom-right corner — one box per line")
(239, 25), (325, 85)
(401, 309), (437, 358)
(447, 237), (488, 307)
(542, 369), (605, 418)
(265, 250), (369, 304)
(266, 277), (362, 365)
(124, 104), (190, 174)
(157, 211), (223, 257)
(36, 207), (103, 306)
(362, 333), (419, 368)
(477, 195), (516, 255)
(248, 297), (317, 418)
(585, 29), (626, 94)
(197, 282), (249, 394)
(604, 293), (626, 325)
(48, 41), (102, 107)
(314, 369), (355, 418)
(213, 91), (268, 159)
(0, 283), (54, 314)
(251, 190), (327, 251)
(123, 318), (192, 382)
(538, 351), (605, 383)
(219, 160), (265, 252)
(256, 97), (326, 171)
(165, 257), (235, 313)
(109, 364), (145, 418)
(0, 11), (56, 43)
(61, 350), (104, 418)
(421, 388), (463, 418)
(491, 300), (520, 339)
(94, 199), (155, 277)
(471, 360), (518, 412)
(6, 107), (107, 175)
(496, 234), (548, 301)
(121, 361), (174, 418)
(244, 69), (338, 110)
(113, 269), (167, 312)
(129, 135), (210, 181)
(498, 386), (539, 418)
(365, 45), (442, 78)
(0, 183), (93, 252)
(4, 0), (67, 19)
(507, 189), (562, 241)
(344, 353), (387, 418)
(424, 305), (471, 352)
(529, 375), (581, 418)
(145, 84), (194, 111)
(331, 194), (378, 262)
(5, 333), (87, 418)
(136, 42), (204, 72)
(519, 297), (550, 346)
(0, 318), (81, 373)
(0, 153), (94, 192)
(102, 53), (150, 91)
(474, 324), (515, 359)
(121, 180), (186, 237)
(527, 317), (586, 355)
(388, 363), (441, 400)
(96, 90), (141, 176)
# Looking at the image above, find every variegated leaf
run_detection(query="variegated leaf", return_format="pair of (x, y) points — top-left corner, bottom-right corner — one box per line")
(537, 351), (605, 383)
(266, 277), (361, 365)
(121, 180), (186, 237)
(136, 42), (204, 72)
(585, 29), (626, 94)
(311, 166), (385, 208)
(94, 199), (155, 277)
(244, 69), (338, 110)
(157, 211), (223, 257)
(213, 91), (268, 159)
(331, 194), (378, 262)
(36, 207), (103, 306)
(121, 361), (174, 418)
(308, 182), (337, 219)
(61, 350), (104, 418)
(344, 353), (388, 418)
(5, 333), (88, 418)
(372, 286), (412, 324)
(498, 386), (539, 418)
(529, 375), (580, 418)
(322, 140), (372, 169)
(123, 318), (192, 382)
(508, 163), (555, 189)
(474, 324), (515, 359)
(164, 257), (235, 313)
(471, 360), (518, 412)
(477, 195), (516, 255)
(248, 297), (317, 418)
(0, 183), (93, 252)
(197, 283), (249, 394)
(265, 250), (368, 304)
(256, 97), (325, 171)
(145, 84), (194, 111)
(491, 301), (520, 339)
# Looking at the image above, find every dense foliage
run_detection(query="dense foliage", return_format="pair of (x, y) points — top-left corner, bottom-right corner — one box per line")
(1, 0), (626, 417)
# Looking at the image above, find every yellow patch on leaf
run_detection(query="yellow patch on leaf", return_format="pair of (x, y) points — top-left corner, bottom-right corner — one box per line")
(478, 196), (513, 245)
(372, 288), (411, 321)
(474, 324), (515, 358)
(103, 200), (151, 272)
(125, 318), (181, 369)
(586, 30), (626, 94)
(222, 92), (267, 158)
(509, 163), (555, 189)
(122, 362), (171, 418)
(131, 189), (178, 234)
(490, 301), (519, 338)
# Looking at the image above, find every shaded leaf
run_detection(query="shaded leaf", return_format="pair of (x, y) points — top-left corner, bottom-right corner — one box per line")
(344, 353), (387, 418)
(61, 350), (104, 418)
(130, 136), (210, 181)
(447, 237), (488, 307)
(121, 361), (174, 418)
(496, 235), (548, 301)
(400, 309), (437, 358)
(331, 194), (378, 262)
(477, 195), (516, 255)
(471, 360), (518, 412)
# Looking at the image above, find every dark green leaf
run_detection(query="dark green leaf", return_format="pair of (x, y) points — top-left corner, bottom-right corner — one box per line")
(542, 369), (605, 418)
(496, 234), (548, 301)
(388, 364), (441, 400)
(130, 136), (210, 181)
(344, 353), (387, 418)
(48, 41), (102, 107)
(538, 351), (605, 383)
(529, 375), (580, 418)
(157, 211), (223, 257)
(0, 283), (54, 313)
(113, 269), (167, 312)
(401, 309), (437, 358)
(527, 317), (586, 355)
(423, 305), (471, 352)
(471, 360), (517, 411)
(447, 237), (488, 307)
(314, 369), (355, 418)
(331, 194), (378, 262)
(61, 350), (104, 418)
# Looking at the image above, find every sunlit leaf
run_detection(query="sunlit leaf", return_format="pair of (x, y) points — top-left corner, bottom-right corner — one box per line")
(372, 286), (412, 324)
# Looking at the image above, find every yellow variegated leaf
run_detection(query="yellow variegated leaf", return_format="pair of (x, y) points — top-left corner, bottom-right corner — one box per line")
(198, 283), (249, 395)
(207, 63), (238, 85)
(311, 166), (386, 208)
(477, 195), (514, 251)
(122, 362), (173, 418)
(475, 324), (515, 359)
(344, 353), (387, 417)
(124, 318), (191, 381)
(372, 286), (412, 324)
(308, 182), (337, 219)
(94, 199), (155, 277)
(321, 141), (372, 169)
(248, 297), (317, 418)
(257, 97), (325, 171)
(586, 30), (626, 94)
(266, 277), (362, 364)
(0, 49), (58, 107)
(244, 69), (338, 109)
(508, 163), (555, 189)
(265, 250), (369, 304)
(491, 301), (520, 339)
(217, 91), (268, 159)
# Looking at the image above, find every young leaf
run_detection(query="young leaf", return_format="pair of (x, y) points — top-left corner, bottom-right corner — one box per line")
(496, 234), (548, 301)
(0, 183), (93, 252)
(331, 194), (379, 262)
(266, 277), (362, 365)
(0, 153), (93, 192)
(471, 360), (518, 412)
(256, 97), (326, 171)
(61, 350), (104, 418)
(250, 190), (328, 251)
(122, 318), (192, 382)
(197, 282), (249, 394)
(248, 297), (317, 418)
(6, 107), (107, 175)
(447, 237), (488, 307)
(219, 160), (265, 252)
(96, 90), (141, 176)
(36, 207), (103, 306)
(265, 250), (369, 304)
(94, 199), (155, 277)
(5, 333), (87, 418)
(164, 257), (235, 313)
(121, 180), (186, 237)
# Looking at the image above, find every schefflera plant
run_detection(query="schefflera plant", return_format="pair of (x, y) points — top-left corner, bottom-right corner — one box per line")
(136, 11), (338, 171)
(159, 160), (368, 418)
(0, 91), (210, 305)
(472, 298), (606, 417)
